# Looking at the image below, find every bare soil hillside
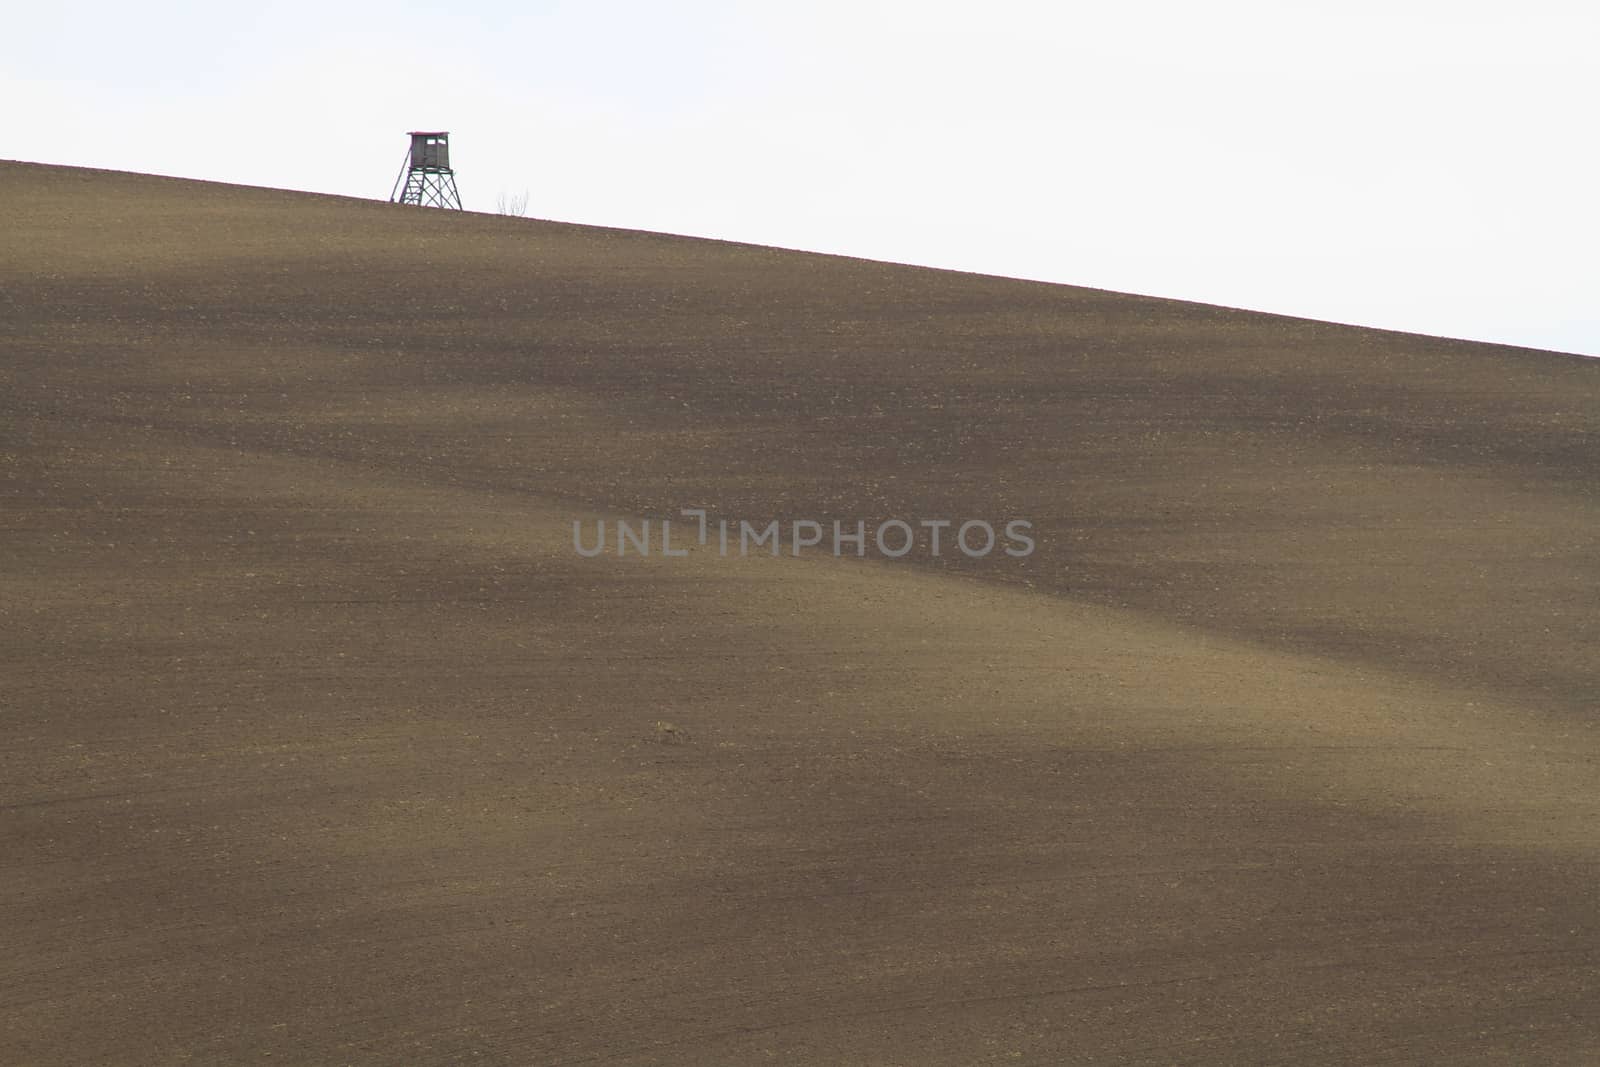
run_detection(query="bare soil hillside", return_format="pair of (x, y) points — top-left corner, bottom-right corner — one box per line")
(3, 160), (1597, 1064)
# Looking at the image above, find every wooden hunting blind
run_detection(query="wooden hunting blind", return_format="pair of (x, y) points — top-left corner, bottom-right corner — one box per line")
(390, 131), (462, 210)
(411, 132), (450, 170)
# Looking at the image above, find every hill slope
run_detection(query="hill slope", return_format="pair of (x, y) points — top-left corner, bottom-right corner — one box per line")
(3, 161), (1598, 1064)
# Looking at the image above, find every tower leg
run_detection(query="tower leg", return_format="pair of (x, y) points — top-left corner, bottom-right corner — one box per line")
(392, 169), (463, 210)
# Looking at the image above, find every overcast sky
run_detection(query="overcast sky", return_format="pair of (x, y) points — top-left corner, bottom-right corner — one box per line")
(10, 0), (1597, 355)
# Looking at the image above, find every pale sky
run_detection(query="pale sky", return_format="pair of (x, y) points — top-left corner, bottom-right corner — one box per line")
(9, 0), (1598, 355)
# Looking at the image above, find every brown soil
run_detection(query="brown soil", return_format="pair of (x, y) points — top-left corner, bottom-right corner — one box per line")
(3, 159), (1598, 1064)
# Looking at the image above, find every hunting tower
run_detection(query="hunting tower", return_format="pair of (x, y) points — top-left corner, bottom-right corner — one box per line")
(390, 131), (462, 210)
